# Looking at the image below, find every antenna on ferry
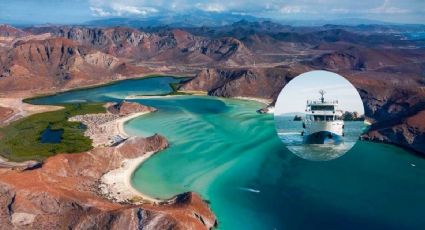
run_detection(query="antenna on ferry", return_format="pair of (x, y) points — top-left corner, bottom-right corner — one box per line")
(319, 89), (326, 103)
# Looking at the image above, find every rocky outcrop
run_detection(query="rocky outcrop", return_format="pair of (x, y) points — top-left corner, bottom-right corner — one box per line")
(361, 111), (425, 154)
(0, 134), (216, 229)
(356, 84), (425, 154)
(108, 101), (157, 116)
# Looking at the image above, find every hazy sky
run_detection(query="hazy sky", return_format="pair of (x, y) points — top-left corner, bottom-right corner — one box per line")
(0, 0), (424, 24)
(275, 70), (365, 115)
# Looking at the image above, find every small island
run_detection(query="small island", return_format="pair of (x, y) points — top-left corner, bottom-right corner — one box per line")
(293, 115), (303, 121)
(340, 111), (365, 121)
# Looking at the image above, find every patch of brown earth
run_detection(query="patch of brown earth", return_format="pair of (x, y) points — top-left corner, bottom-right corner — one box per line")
(0, 106), (13, 125)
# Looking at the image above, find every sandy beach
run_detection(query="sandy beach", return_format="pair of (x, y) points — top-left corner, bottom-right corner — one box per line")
(99, 111), (166, 204)
(115, 111), (151, 137)
(99, 151), (162, 204)
(69, 104), (162, 204)
(233, 96), (273, 105)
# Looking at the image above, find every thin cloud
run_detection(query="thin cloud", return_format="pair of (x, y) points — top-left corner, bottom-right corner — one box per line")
(280, 6), (303, 14)
(367, 0), (410, 14)
(90, 7), (112, 17)
(196, 3), (226, 12)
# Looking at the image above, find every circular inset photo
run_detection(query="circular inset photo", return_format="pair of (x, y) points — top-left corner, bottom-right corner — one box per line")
(274, 70), (366, 161)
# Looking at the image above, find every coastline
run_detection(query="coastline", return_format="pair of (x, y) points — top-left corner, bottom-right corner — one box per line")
(105, 111), (165, 204)
(125, 95), (187, 100)
(233, 96), (272, 105)
(18, 73), (193, 103)
(115, 111), (151, 138)
(99, 151), (162, 204)
(68, 103), (163, 204)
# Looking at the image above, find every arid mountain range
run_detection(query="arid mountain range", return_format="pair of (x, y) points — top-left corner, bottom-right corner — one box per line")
(0, 21), (424, 154)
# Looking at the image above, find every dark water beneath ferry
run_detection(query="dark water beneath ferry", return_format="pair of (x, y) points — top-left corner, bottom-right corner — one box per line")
(30, 76), (425, 230)
(275, 116), (366, 161)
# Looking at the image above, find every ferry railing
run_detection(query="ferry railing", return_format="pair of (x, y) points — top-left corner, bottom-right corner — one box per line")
(306, 100), (338, 104)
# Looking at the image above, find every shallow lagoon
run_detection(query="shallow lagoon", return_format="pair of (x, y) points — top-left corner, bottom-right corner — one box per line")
(32, 76), (425, 230)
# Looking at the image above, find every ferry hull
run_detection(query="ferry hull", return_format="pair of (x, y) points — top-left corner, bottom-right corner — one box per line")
(303, 131), (343, 144)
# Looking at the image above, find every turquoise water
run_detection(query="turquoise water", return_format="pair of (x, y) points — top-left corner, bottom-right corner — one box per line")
(30, 76), (425, 230)
(29, 76), (183, 105)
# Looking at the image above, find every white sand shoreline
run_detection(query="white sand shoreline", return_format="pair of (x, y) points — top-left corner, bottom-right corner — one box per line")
(233, 96), (272, 105)
(69, 105), (162, 204)
(125, 95), (187, 100)
(115, 111), (151, 138)
(91, 108), (165, 204)
(99, 151), (162, 204)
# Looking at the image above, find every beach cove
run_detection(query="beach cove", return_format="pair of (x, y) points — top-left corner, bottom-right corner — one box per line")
(29, 76), (425, 230)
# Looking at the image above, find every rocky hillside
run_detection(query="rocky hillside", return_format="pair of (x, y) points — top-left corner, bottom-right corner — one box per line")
(0, 36), (149, 93)
(26, 26), (254, 65)
(309, 46), (425, 72)
(181, 66), (303, 99)
(0, 134), (216, 229)
(353, 78), (425, 154)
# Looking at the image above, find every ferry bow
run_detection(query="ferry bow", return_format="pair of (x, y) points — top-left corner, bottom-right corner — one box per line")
(302, 90), (344, 144)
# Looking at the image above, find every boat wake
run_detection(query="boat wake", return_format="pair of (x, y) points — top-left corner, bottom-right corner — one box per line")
(238, 187), (260, 193)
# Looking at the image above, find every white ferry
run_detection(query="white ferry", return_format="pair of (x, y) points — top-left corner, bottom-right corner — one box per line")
(302, 90), (344, 144)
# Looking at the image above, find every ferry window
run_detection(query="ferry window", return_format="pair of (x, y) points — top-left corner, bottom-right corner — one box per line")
(314, 115), (325, 121)
(311, 105), (334, 111)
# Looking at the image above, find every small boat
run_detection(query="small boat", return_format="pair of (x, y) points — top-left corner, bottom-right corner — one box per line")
(302, 90), (344, 144)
